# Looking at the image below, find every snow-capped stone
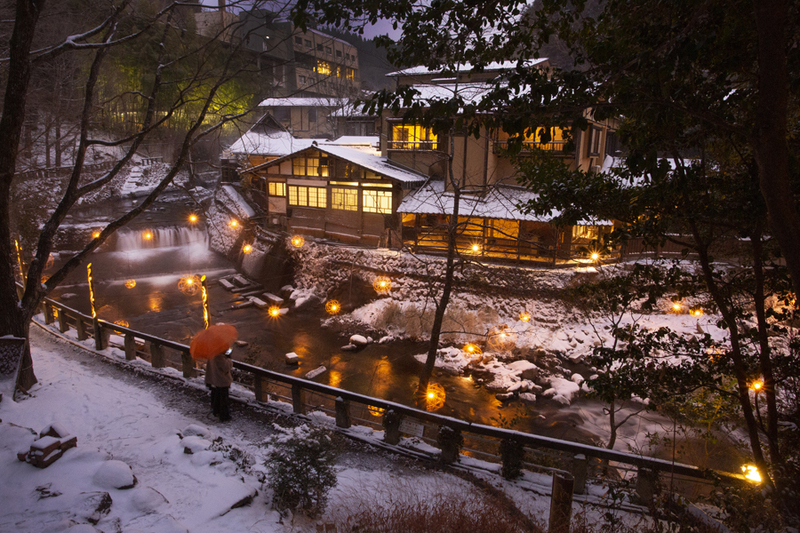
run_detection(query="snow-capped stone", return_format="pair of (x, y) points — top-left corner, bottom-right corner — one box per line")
(93, 460), (136, 489)
(181, 436), (212, 455)
(131, 487), (168, 512)
(285, 352), (299, 364)
(349, 334), (369, 346)
(519, 392), (537, 403)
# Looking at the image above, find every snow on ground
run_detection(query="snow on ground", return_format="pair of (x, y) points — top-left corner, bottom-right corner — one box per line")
(1, 325), (653, 532)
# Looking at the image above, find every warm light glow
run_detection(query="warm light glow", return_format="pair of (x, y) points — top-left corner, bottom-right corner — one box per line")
(179, 275), (202, 295)
(591, 252), (600, 261)
(368, 405), (385, 417)
(463, 343), (483, 356)
(751, 380), (764, 392)
(92, 231), (101, 239)
(373, 275), (392, 295)
(229, 219), (239, 228)
(325, 300), (341, 315)
(471, 243), (481, 253)
(200, 275), (209, 329)
(519, 311), (531, 322)
(690, 307), (704, 317)
(124, 279), (136, 289)
(242, 244), (253, 254)
(14, 239), (25, 281)
(143, 231), (153, 240)
(672, 302), (682, 312)
(114, 320), (130, 328)
(188, 214), (198, 223)
(87, 263), (97, 319)
(742, 464), (762, 483)
(424, 383), (446, 411)
(268, 306), (281, 318)
(487, 324), (517, 352)
(291, 235), (305, 248)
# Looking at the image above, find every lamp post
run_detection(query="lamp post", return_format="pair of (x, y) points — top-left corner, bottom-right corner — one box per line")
(87, 263), (103, 350)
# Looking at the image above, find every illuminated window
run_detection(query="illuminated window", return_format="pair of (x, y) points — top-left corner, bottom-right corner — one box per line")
(457, 216), (484, 236)
(346, 68), (355, 81)
(331, 187), (358, 211)
(390, 124), (438, 150)
(489, 219), (519, 239)
(268, 182), (286, 196)
(363, 189), (392, 214)
(572, 225), (601, 240)
(288, 185), (327, 208)
(316, 60), (332, 76)
(292, 155), (328, 177)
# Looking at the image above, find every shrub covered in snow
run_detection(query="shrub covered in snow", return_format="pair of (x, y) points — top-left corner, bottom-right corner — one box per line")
(263, 424), (338, 517)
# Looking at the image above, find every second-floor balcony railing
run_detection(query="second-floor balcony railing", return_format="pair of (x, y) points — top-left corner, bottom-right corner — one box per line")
(493, 139), (570, 155)
(387, 140), (440, 151)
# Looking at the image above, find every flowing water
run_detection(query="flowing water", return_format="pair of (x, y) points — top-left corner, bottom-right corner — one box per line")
(43, 203), (745, 472)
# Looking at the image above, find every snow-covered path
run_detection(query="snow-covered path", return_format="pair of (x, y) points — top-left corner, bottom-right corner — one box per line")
(0, 327), (564, 533)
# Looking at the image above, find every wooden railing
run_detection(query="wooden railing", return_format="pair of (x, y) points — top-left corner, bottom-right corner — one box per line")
(34, 291), (748, 504)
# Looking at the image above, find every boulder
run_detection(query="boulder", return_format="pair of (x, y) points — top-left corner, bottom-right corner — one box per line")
(349, 334), (369, 346)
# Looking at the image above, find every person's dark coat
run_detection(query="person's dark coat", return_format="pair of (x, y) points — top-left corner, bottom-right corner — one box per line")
(205, 352), (233, 388)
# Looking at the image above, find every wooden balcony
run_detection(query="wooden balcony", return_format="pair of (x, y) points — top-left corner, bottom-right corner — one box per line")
(387, 140), (441, 151)
(492, 140), (570, 156)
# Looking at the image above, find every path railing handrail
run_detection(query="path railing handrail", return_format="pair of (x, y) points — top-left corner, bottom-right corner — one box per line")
(31, 288), (749, 498)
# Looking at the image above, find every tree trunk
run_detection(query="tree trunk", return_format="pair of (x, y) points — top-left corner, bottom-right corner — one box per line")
(751, 0), (800, 299)
(0, 0), (46, 392)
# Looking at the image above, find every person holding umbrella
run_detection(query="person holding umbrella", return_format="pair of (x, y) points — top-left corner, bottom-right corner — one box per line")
(191, 324), (238, 422)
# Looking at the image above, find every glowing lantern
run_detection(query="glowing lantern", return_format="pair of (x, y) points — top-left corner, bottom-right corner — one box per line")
(325, 300), (341, 315)
(368, 405), (385, 417)
(487, 324), (517, 352)
(690, 307), (704, 317)
(188, 213), (198, 223)
(671, 301), (682, 313)
(591, 252), (600, 261)
(519, 311), (531, 322)
(114, 320), (130, 328)
(463, 343), (483, 357)
(470, 243), (481, 253)
(750, 380), (764, 392)
(92, 230), (101, 239)
(124, 279), (136, 289)
(242, 244), (253, 254)
(373, 275), (391, 295)
(424, 382), (446, 411)
(178, 275), (202, 295)
(741, 464), (762, 483)
(229, 219), (239, 228)
(143, 230), (153, 241)
(268, 306), (281, 318)
(291, 235), (305, 248)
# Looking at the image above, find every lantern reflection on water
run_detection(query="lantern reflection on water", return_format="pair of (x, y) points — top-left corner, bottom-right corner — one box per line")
(242, 244), (253, 254)
(325, 300), (341, 315)
(463, 343), (482, 358)
(741, 464), (762, 483)
(519, 311), (531, 322)
(291, 235), (305, 248)
(114, 320), (130, 328)
(268, 306), (281, 318)
(487, 324), (517, 352)
(368, 405), (385, 417)
(178, 275), (202, 295)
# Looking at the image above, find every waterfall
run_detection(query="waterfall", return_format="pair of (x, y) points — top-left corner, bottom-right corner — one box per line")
(115, 227), (209, 251)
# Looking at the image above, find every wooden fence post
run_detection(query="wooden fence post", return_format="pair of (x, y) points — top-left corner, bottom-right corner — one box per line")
(437, 425), (463, 464)
(549, 471), (574, 533)
(572, 454), (588, 495)
(382, 410), (402, 445)
(93, 319), (105, 350)
(253, 376), (266, 402)
(57, 308), (69, 333)
(124, 334), (136, 361)
(75, 317), (87, 341)
(180, 350), (196, 378)
(636, 467), (658, 504)
(44, 302), (54, 325)
(291, 383), (305, 414)
(150, 343), (165, 368)
(335, 397), (351, 428)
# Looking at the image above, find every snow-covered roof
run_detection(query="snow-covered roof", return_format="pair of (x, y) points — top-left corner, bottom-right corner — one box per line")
(314, 143), (427, 184)
(246, 140), (427, 185)
(387, 59), (548, 77)
(227, 129), (315, 157)
(325, 136), (379, 148)
(406, 83), (497, 106)
(257, 97), (350, 108)
(399, 180), (612, 225)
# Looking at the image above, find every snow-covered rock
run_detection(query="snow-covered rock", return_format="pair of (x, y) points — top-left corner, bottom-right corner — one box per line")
(93, 460), (136, 489)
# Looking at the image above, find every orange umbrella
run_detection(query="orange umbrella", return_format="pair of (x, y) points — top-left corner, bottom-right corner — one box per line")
(190, 324), (238, 360)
